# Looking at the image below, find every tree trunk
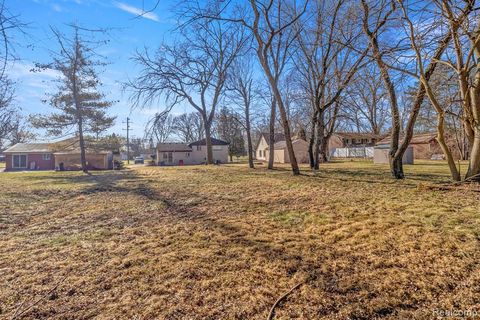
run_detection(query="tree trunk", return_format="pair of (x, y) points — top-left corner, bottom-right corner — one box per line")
(436, 113), (461, 181)
(245, 106), (254, 169)
(78, 120), (88, 173)
(268, 97), (276, 170)
(394, 25), (459, 177)
(466, 86), (480, 179)
(466, 129), (480, 179)
(313, 110), (325, 170)
(204, 120), (214, 164)
(319, 134), (329, 163)
(308, 110), (317, 169)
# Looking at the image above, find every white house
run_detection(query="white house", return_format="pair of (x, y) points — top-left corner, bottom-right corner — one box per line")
(255, 132), (285, 160)
(156, 138), (229, 165)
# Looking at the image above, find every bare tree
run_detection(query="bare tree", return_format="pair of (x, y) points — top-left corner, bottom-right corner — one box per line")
(227, 58), (256, 168)
(145, 111), (174, 144)
(0, 1), (25, 146)
(30, 25), (115, 173)
(172, 112), (205, 143)
(295, 0), (369, 169)
(127, 19), (246, 164)
(184, 0), (309, 174)
(439, 0), (480, 179)
(398, 0), (461, 180)
(342, 64), (390, 134)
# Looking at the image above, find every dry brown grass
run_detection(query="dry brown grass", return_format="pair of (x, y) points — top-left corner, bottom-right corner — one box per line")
(1, 161), (480, 319)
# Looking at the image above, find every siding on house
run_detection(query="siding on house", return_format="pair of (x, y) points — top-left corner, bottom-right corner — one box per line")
(255, 133), (286, 160)
(156, 139), (229, 166)
(265, 139), (309, 164)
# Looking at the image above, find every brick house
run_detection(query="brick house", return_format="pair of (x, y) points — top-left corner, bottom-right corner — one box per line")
(4, 143), (55, 170)
(4, 139), (113, 171)
(376, 132), (462, 160)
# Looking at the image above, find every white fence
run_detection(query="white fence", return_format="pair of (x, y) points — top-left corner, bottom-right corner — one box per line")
(331, 147), (374, 158)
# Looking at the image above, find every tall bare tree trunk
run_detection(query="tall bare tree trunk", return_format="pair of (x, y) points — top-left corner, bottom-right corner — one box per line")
(361, 0), (402, 178)
(78, 120), (88, 173)
(466, 87), (480, 178)
(313, 110), (325, 170)
(268, 97), (276, 170)
(436, 112), (461, 181)
(204, 119), (214, 164)
(245, 106), (254, 169)
(308, 110), (317, 169)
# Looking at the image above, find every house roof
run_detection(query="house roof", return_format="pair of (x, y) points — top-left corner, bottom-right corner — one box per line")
(157, 143), (192, 152)
(188, 137), (229, 147)
(266, 139), (307, 150)
(4, 138), (111, 154)
(259, 132), (286, 145)
(333, 132), (385, 140)
(4, 143), (53, 153)
(377, 132), (437, 145)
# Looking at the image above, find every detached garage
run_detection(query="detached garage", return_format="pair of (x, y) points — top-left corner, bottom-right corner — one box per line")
(265, 139), (309, 164)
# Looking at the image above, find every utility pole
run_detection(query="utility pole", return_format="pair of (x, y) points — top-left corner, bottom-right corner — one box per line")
(123, 117), (131, 164)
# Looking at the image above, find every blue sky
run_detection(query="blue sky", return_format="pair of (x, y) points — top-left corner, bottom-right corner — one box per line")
(8, 0), (188, 140)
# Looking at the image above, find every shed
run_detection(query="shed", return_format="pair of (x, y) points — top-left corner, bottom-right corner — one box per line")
(373, 145), (414, 165)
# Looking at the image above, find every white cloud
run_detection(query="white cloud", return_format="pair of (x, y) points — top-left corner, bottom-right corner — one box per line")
(113, 1), (160, 22)
(51, 4), (63, 12)
(8, 62), (61, 92)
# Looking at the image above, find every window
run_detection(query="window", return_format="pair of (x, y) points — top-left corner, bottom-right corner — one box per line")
(259, 150), (262, 157)
(186, 152), (190, 157)
(13, 155), (27, 168)
(197, 145), (201, 151)
(163, 153), (168, 159)
(42, 154), (51, 160)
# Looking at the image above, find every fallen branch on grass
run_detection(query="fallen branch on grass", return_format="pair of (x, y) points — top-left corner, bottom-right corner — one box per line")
(267, 282), (303, 320)
(11, 274), (68, 320)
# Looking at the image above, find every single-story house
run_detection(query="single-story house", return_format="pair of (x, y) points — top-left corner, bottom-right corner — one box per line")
(255, 132), (286, 160)
(3, 138), (113, 171)
(329, 132), (386, 150)
(376, 132), (462, 160)
(265, 138), (309, 164)
(156, 138), (229, 166)
(4, 143), (55, 170)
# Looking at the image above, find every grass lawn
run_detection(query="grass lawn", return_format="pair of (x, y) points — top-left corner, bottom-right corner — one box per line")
(0, 162), (5, 169)
(1, 161), (479, 319)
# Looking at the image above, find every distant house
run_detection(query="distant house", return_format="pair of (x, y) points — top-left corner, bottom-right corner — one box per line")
(265, 138), (309, 164)
(375, 132), (461, 160)
(3, 139), (113, 171)
(255, 132), (285, 160)
(329, 132), (385, 150)
(156, 138), (229, 166)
